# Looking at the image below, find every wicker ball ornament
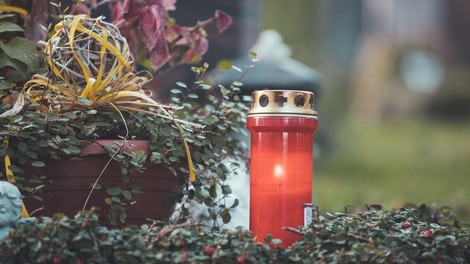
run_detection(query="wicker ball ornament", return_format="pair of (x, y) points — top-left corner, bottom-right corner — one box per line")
(45, 15), (133, 90)
(22, 15), (197, 184)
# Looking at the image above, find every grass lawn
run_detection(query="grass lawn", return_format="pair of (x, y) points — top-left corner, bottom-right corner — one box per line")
(314, 119), (470, 224)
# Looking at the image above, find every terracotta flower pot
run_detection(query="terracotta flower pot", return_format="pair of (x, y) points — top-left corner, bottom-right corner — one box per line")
(23, 140), (185, 226)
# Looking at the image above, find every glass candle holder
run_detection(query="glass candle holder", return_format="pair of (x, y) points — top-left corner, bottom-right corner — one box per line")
(247, 90), (318, 246)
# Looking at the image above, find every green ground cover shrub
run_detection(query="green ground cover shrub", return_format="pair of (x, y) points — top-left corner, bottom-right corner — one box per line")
(0, 204), (468, 263)
(315, 120), (470, 224)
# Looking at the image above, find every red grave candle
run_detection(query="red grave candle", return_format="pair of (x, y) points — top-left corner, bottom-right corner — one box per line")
(247, 90), (318, 246)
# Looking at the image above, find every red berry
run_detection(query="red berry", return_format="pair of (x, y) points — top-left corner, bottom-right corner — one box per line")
(52, 257), (61, 264)
(237, 256), (246, 264)
(402, 221), (412, 228)
(423, 230), (432, 237)
(181, 253), (188, 261)
(204, 245), (215, 255)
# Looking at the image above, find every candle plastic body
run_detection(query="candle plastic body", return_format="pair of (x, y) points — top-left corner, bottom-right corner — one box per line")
(247, 115), (318, 246)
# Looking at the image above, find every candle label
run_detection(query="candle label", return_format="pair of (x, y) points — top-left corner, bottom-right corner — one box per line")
(303, 203), (313, 226)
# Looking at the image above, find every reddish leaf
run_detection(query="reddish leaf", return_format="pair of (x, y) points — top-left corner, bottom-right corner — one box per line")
(70, 4), (91, 15)
(181, 37), (208, 64)
(214, 10), (233, 33)
(141, 5), (170, 69)
(111, 1), (124, 24)
(114, 0), (171, 70)
(165, 24), (184, 43)
(120, 0), (144, 23)
(158, 0), (176, 10)
(164, 0), (176, 10)
(114, 1), (228, 70)
(168, 25), (209, 65)
(194, 35), (209, 56)
(118, 0), (173, 21)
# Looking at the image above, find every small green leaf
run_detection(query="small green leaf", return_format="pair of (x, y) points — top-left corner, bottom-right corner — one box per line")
(17, 141), (28, 152)
(199, 84), (212, 90)
(264, 234), (272, 243)
(66, 145), (81, 154)
(208, 183), (217, 199)
(222, 185), (232, 195)
(231, 65), (242, 72)
(232, 81), (243, 87)
(150, 152), (162, 164)
(230, 198), (239, 209)
(220, 208), (231, 224)
(39, 140), (49, 147)
(107, 187), (122, 196)
(0, 21), (24, 33)
(176, 82), (187, 88)
(31, 161), (45, 167)
(0, 14), (17, 20)
(122, 190), (132, 201)
(77, 97), (93, 106)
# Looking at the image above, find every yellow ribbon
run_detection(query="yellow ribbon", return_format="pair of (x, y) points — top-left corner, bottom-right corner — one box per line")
(0, 5), (28, 18)
(3, 137), (30, 217)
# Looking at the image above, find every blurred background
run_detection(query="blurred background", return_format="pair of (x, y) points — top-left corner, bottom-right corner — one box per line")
(171, 0), (470, 223)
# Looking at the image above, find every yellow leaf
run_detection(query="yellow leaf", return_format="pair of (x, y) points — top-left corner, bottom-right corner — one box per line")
(80, 78), (97, 100)
(69, 15), (91, 83)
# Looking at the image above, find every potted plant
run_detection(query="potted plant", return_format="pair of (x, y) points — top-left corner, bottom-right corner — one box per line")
(0, 0), (248, 226)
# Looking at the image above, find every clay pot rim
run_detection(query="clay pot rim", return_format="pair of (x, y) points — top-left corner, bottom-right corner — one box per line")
(80, 139), (150, 155)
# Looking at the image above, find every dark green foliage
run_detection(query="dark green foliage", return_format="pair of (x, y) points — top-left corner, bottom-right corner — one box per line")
(0, 209), (287, 264)
(0, 205), (468, 263)
(0, 13), (39, 84)
(291, 204), (470, 263)
(0, 74), (249, 225)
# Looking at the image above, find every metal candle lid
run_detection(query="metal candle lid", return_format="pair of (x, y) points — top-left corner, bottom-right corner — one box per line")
(247, 90), (317, 116)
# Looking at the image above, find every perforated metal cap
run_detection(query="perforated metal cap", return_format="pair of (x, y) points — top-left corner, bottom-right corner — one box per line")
(247, 90), (317, 116)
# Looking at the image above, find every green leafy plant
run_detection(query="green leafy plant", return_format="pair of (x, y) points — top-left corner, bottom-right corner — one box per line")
(290, 204), (470, 263)
(0, 205), (468, 263)
(0, 0), (247, 226)
(0, 11), (38, 86)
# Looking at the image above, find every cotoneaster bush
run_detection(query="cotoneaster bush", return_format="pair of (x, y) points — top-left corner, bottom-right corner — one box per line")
(0, 204), (468, 263)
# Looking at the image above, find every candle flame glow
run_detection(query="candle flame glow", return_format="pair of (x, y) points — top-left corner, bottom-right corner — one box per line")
(274, 164), (284, 178)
